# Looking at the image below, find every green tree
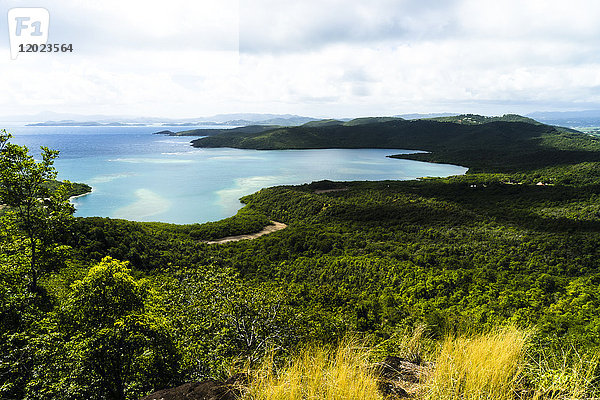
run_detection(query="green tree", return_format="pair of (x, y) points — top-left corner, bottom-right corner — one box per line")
(0, 130), (75, 290)
(0, 250), (44, 400)
(28, 257), (180, 400)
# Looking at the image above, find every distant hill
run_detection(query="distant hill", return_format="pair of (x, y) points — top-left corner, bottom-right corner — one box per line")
(27, 121), (146, 127)
(191, 115), (600, 173)
(9, 112), (319, 127)
(397, 112), (459, 119)
(154, 125), (282, 137)
(427, 113), (541, 125)
(301, 119), (345, 128)
(158, 117), (404, 136)
(342, 116), (403, 126)
(527, 110), (600, 127)
(300, 117), (404, 128)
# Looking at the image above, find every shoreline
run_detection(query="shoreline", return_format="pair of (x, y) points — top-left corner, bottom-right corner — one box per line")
(69, 187), (94, 201)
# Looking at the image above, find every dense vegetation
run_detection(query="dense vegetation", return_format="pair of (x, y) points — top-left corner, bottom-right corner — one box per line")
(3, 117), (600, 399)
(191, 115), (598, 173)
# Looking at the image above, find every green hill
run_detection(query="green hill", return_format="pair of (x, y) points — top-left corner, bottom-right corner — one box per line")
(427, 113), (540, 125)
(165, 124), (281, 136)
(191, 116), (600, 173)
(300, 119), (345, 128)
(342, 116), (403, 126)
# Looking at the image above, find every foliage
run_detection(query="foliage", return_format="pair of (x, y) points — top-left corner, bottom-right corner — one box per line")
(68, 176), (600, 350)
(0, 130), (76, 289)
(5, 121), (600, 396)
(157, 266), (304, 380)
(43, 180), (91, 198)
(26, 257), (180, 400)
(191, 116), (600, 173)
(186, 207), (271, 240)
(0, 251), (48, 400)
(526, 344), (599, 400)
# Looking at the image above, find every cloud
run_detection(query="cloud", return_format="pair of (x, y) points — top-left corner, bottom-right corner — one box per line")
(2, 0), (238, 54)
(240, 0), (461, 53)
(2, 0), (600, 117)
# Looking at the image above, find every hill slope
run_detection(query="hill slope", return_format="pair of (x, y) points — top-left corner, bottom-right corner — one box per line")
(191, 117), (600, 173)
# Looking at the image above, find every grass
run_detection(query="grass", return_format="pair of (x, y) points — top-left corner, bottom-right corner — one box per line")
(240, 329), (599, 400)
(528, 345), (599, 400)
(422, 327), (528, 400)
(243, 337), (384, 400)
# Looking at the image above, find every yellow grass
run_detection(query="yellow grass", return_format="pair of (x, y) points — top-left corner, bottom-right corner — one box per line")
(529, 347), (599, 400)
(241, 328), (599, 400)
(423, 327), (529, 400)
(243, 338), (384, 400)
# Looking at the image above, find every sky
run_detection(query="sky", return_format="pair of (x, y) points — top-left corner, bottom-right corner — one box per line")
(1, 0), (600, 119)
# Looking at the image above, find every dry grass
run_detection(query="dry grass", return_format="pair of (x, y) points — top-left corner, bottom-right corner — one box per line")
(376, 323), (428, 364)
(529, 347), (599, 400)
(243, 338), (384, 400)
(240, 328), (599, 400)
(422, 327), (529, 400)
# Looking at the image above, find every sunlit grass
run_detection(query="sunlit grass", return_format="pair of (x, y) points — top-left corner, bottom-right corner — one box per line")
(243, 338), (384, 400)
(240, 328), (599, 400)
(422, 327), (528, 400)
(528, 345), (599, 400)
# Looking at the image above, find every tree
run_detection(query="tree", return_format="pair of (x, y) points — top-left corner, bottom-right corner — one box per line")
(29, 257), (180, 400)
(0, 130), (75, 290)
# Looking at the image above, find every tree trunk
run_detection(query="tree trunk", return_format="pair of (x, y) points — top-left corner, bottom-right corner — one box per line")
(29, 238), (37, 290)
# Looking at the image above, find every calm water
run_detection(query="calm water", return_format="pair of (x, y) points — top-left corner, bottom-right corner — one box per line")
(6, 126), (467, 224)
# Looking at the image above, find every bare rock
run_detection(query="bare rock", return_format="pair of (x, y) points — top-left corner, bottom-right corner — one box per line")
(139, 375), (247, 400)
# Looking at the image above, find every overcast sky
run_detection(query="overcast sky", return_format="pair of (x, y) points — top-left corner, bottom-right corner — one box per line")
(1, 0), (600, 119)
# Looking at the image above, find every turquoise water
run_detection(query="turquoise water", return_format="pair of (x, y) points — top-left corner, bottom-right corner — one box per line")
(7, 126), (467, 224)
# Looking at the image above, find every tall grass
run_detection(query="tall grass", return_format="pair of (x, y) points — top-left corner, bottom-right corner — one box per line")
(240, 328), (599, 400)
(529, 346), (599, 400)
(243, 338), (384, 400)
(423, 327), (528, 400)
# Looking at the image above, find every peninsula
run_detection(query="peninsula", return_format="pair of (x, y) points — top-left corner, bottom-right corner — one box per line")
(189, 114), (596, 173)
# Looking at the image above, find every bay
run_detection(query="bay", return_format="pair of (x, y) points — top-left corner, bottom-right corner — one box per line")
(6, 126), (467, 224)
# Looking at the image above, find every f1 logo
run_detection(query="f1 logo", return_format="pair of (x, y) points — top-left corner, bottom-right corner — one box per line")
(7, 8), (49, 60)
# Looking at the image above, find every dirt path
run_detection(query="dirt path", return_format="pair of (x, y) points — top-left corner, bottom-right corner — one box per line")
(204, 221), (287, 244)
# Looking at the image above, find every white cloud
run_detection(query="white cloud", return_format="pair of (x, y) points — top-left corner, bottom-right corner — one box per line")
(1, 0), (600, 117)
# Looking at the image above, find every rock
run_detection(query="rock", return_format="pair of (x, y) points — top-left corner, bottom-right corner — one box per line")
(374, 356), (433, 398)
(375, 356), (430, 382)
(377, 379), (410, 398)
(138, 374), (247, 400)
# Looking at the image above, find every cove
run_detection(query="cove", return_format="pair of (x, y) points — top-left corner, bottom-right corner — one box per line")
(8, 126), (467, 224)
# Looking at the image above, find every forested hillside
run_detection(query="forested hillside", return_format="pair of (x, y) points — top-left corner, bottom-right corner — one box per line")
(191, 115), (600, 173)
(2, 121), (600, 399)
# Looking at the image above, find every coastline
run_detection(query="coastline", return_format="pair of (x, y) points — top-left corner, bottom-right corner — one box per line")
(69, 187), (94, 202)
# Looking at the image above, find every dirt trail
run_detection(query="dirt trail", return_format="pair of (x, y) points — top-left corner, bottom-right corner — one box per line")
(204, 221), (287, 244)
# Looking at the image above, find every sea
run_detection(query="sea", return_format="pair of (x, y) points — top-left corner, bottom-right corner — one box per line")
(5, 125), (468, 224)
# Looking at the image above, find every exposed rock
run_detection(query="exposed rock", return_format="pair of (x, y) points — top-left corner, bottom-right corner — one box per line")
(138, 374), (247, 400)
(377, 379), (410, 398)
(374, 356), (433, 398)
(375, 356), (430, 382)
